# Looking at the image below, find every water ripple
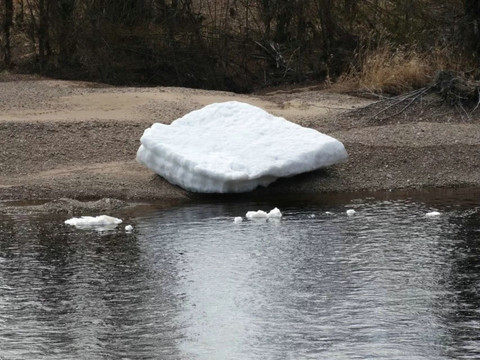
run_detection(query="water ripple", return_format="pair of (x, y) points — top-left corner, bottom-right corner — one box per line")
(0, 197), (479, 359)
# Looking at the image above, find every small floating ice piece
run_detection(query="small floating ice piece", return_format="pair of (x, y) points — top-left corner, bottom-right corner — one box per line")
(246, 210), (268, 219)
(136, 101), (348, 193)
(267, 207), (282, 218)
(65, 215), (122, 231)
(346, 209), (356, 216)
(246, 208), (282, 220)
(233, 217), (243, 223)
(426, 211), (441, 217)
(125, 225), (134, 231)
(65, 215), (122, 226)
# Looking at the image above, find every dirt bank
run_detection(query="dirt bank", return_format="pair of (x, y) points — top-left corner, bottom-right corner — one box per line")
(1, 76), (479, 204)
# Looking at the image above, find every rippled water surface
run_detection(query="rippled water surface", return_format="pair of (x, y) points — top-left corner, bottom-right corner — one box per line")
(1, 191), (480, 359)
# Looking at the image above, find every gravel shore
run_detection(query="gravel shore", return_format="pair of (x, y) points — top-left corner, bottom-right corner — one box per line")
(1, 77), (479, 204)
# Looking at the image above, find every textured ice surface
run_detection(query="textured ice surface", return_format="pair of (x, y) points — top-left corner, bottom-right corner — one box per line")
(136, 101), (348, 193)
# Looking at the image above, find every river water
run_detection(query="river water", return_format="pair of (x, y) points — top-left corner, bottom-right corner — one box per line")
(0, 189), (479, 359)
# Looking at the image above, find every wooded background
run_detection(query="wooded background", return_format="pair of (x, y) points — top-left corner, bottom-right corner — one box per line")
(1, 0), (479, 92)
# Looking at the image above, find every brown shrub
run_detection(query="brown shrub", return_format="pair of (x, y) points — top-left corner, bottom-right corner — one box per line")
(334, 43), (478, 96)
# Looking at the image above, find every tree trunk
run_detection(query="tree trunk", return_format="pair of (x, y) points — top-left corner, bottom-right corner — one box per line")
(260, 0), (273, 40)
(38, 0), (50, 68)
(317, 0), (335, 56)
(19, 0), (24, 24)
(3, 0), (13, 65)
(273, 1), (294, 43)
(464, 0), (480, 54)
(57, 0), (76, 66)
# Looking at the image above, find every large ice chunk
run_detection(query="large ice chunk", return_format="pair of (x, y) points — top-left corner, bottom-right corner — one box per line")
(136, 101), (348, 193)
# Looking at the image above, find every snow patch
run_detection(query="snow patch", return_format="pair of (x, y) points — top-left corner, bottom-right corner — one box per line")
(137, 101), (348, 193)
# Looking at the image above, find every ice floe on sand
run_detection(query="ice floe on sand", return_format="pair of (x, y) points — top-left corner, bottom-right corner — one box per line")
(137, 101), (348, 193)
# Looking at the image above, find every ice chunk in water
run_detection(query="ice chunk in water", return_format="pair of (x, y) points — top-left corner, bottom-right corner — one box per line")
(65, 215), (122, 231)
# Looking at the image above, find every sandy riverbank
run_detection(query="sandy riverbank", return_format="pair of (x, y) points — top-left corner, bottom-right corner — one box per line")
(1, 76), (479, 204)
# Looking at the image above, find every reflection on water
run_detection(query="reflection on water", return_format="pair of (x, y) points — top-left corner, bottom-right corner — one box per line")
(0, 194), (479, 359)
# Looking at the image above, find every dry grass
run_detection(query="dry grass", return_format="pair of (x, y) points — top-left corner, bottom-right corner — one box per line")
(334, 44), (476, 96)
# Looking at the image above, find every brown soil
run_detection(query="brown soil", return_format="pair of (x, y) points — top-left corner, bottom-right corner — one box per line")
(1, 76), (479, 204)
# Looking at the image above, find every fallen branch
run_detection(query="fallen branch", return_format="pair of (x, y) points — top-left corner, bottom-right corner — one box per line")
(380, 87), (431, 120)
(456, 102), (471, 121)
(368, 87), (429, 120)
(366, 71), (480, 121)
(473, 88), (480, 113)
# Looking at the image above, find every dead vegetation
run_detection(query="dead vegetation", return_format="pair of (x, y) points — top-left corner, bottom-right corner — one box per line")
(335, 45), (431, 95)
(359, 71), (480, 122)
(1, 1), (480, 92)
(333, 42), (479, 95)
